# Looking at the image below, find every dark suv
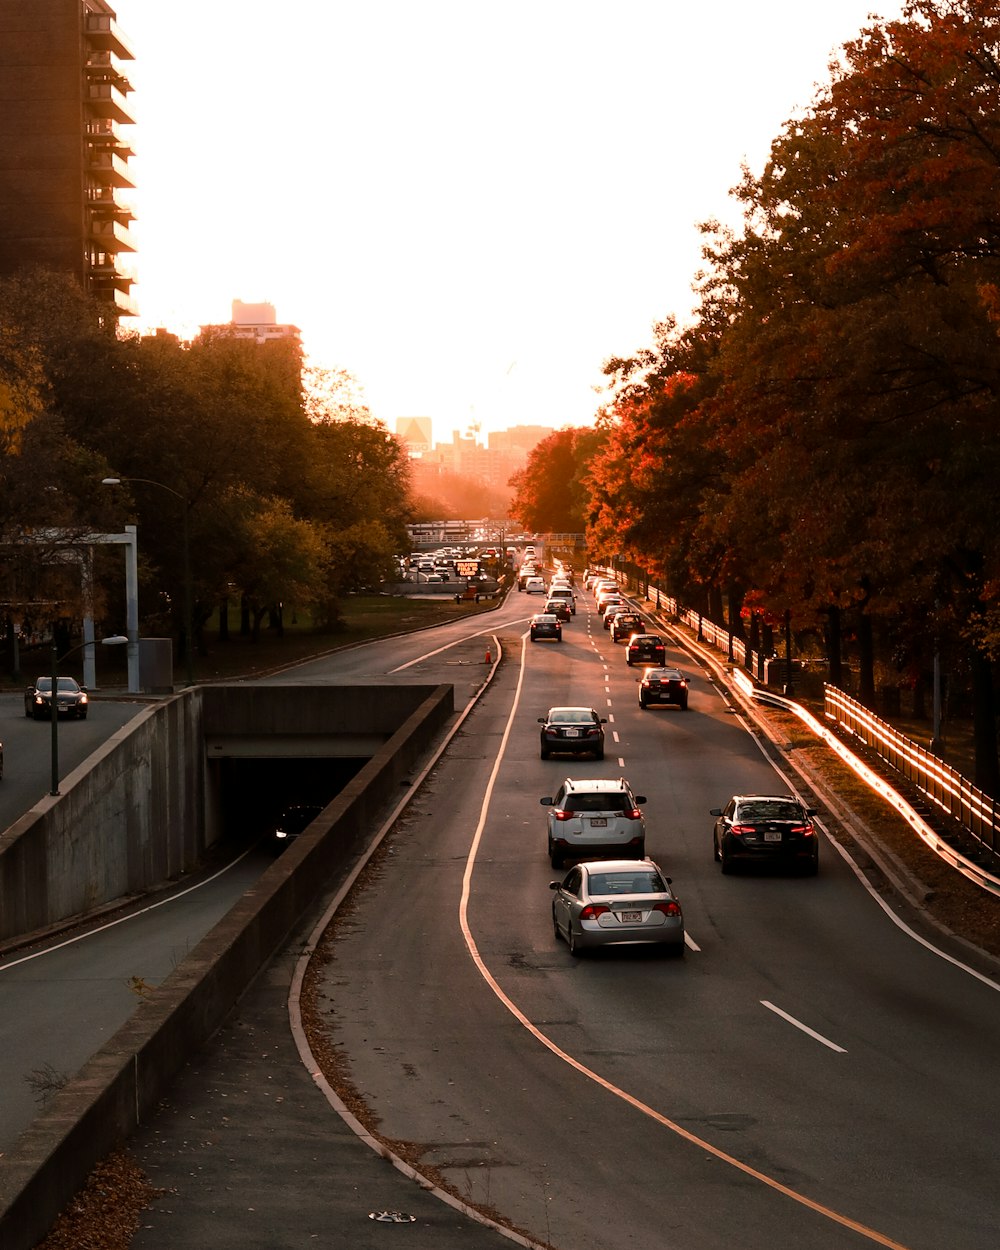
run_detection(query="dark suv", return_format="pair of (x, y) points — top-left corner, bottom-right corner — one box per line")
(711, 794), (819, 875)
(637, 667), (689, 710)
(610, 612), (643, 643)
(625, 634), (667, 667)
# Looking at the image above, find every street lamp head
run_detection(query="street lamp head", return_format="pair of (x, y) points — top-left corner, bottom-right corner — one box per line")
(101, 635), (129, 646)
(102, 477), (121, 486)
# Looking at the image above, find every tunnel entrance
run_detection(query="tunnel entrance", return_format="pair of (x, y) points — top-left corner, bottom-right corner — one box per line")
(216, 755), (368, 844)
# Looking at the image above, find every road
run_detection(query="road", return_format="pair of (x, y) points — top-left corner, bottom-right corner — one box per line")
(305, 587), (1000, 1250)
(5, 580), (1000, 1248)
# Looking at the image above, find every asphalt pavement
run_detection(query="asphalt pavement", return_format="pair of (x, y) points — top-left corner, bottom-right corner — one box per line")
(126, 617), (538, 1249)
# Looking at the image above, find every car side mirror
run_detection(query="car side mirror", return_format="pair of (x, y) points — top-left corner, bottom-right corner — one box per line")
(710, 808), (723, 816)
(599, 718), (607, 724)
(806, 808), (817, 816)
(537, 717), (545, 724)
(634, 795), (647, 805)
(666, 877), (673, 885)
(549, 880), (561, 890)
(540, 797), (554, 806)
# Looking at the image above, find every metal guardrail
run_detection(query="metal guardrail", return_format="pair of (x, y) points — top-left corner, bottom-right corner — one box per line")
(591, 565), (1000, 897)
(824, 685), (1000, 857)
(732, 673), (1000, 899)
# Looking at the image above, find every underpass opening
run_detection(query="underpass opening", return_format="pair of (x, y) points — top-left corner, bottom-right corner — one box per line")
(216, 756), (368, 845)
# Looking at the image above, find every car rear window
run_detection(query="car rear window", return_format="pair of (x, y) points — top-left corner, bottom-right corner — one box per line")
(550, 709), (596, 723)
(564, 793), (628, 813)
(589, 870), (664, 894)
(738, 801), (801, 821)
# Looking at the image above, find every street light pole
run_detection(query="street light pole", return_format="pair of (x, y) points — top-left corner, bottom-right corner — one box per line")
(49, 634), (128, 796)
(102, 477), (194, 686)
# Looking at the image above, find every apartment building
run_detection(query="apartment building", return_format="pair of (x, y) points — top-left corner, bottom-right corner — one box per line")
(0, 0), (137, 318)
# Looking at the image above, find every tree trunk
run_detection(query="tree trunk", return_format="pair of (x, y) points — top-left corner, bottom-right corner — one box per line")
(825, 605), (843, 689)
(971, 647), (1000, 797)
(708, 584), (724, 627)
(857, 610), (876, 706)
(240, 595), (251, 637)
(218, 596), (230, 642)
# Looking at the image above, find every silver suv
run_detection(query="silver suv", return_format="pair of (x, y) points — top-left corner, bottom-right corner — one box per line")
(540, 778), (647, 868)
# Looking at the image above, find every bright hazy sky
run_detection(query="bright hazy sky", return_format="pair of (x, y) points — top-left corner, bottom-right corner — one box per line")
(114, 0), (903, 440)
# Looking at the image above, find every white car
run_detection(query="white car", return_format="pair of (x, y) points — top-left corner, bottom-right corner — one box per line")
(525, 576), (547, 594)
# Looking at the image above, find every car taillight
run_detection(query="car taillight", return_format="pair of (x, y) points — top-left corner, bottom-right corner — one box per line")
(792, 823), (815, 837)
(580, 904), (610, 920)
(554, 809), (575, 821)
(653, 901), (681, 917)
(585, 727), (600, 736)
(730, 824), (755, 836)
(625, 808), (642, 820)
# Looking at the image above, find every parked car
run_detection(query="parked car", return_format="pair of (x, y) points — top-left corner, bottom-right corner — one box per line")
(540, 777), (647, 867)
(711, 794), (819, 875)
(626, 633), (667, 666)
(538, 706), (606, 759)
(25, 676), (89, 720)
(267, 802), (325, 853)
(637, 667), (689, 709)
(530, 613), (563, 642)
(610, 612), (643, 642)
(543, 599), (572, 623)
(550, 858), (684, 955)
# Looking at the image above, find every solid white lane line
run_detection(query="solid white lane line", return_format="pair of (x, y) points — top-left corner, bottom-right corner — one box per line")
(761, 1001), (847, 1053)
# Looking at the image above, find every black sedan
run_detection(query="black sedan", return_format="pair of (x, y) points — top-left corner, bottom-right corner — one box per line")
(625, 634), (667, 667)
(711, 794), (819, 875)
(544, 599), (572, 623)
(530, 613), (563, 642)
(538, 706), (606, 760)
(25, 676), (89, 720)
(637, 667), (689, 709)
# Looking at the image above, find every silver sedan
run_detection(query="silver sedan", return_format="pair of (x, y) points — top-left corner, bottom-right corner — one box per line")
(550, 858), (684, 956)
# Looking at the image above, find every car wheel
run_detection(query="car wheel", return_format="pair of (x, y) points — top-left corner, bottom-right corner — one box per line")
(568, 926), (584, 957)
(680, 697), (689, 710)
(550, 848), (563, 870)
(540, 746), (550, 760)
(713, 834), (721, 862)
(78, 710), (87, 720)
(552, 906), (562, 942)
(720, 848), (735, 875)
(594, 747), (604, 760)
(24, 705), (31, 718)
(639, 698), (648, 709)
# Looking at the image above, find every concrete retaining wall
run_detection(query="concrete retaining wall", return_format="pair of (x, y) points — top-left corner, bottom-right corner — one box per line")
(0, 681), (454, 1250)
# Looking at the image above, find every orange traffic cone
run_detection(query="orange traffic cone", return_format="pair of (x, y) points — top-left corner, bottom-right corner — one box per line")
(485, 646), (492, 664)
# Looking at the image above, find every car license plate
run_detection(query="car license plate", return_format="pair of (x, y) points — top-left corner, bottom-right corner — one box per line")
(764, 831), (783, 842)
(589, 817), (607, 827)
(621, 910), (642, 923)
(564, 728), (580, 738)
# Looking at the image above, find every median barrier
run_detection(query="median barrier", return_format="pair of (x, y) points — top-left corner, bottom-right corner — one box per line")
(0, 683), (454, 1250)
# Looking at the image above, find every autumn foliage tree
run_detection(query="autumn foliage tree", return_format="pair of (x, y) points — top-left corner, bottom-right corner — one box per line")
(508, 426), (606, 534)
(587, 0), (1000, 788)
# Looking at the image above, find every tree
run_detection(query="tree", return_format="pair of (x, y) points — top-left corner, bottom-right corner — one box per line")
(509, 427), (605, 534)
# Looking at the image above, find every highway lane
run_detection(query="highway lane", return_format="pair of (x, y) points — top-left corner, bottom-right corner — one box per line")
(319, 588), (1000, 1250)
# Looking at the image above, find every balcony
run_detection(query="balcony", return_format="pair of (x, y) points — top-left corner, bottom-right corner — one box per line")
(84, 13), (135, 61)
(90, 219), (136, 253)
(86, 119), (134, 158)
(86, 82), (134, 125)
(86, 51), (133, 95)
(87, 149), (134, 188)
(85, 187), (135, 222)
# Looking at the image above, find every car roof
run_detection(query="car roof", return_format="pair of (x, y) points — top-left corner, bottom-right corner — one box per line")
(629, 633), (663, 641)
(533, 613), (558, 620)
(546, 706), (598, 718)
(731, 793), (801, 803)
(581, 857), (662, 875)
(559, 777), (632, 792)
(644, 667), (683, 677)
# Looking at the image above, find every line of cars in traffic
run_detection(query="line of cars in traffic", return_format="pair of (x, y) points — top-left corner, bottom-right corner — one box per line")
(535, 564), (819, 956)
